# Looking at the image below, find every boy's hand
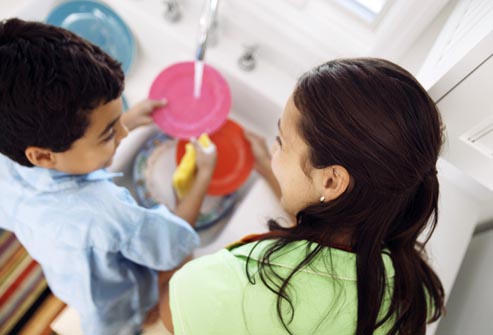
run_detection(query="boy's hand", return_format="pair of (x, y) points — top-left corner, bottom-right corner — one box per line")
(191, 138), (217, 181)
(173, 139), (217, 226)
(122, 98), (167, 131)
(245, 131), (272, 178)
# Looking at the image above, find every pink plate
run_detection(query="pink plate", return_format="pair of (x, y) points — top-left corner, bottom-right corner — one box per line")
(149, 61), (231, 139)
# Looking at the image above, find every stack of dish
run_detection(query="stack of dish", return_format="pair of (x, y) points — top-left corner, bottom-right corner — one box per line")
(46, 0), (134, 110)
(134, 61), (254, 230)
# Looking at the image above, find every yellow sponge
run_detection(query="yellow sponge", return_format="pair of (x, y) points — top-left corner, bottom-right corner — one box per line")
(197, 133), (212, 150)
(172, 134), (212, 199)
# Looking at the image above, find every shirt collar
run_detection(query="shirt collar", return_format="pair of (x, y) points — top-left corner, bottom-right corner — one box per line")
(13, 162), (123, 192)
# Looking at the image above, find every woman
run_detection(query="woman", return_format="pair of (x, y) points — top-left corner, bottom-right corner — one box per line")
(160, 58), (445, 335)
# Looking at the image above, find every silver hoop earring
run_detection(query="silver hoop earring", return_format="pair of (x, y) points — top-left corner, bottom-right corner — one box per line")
(319, 196), (325, 203)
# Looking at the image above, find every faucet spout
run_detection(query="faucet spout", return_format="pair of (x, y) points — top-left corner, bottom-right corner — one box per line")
(195, 0), (219, 62)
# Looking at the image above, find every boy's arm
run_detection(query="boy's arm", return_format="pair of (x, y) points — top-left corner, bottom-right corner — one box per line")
(173, 140), (217, 227)
(173, 169), (213, 227)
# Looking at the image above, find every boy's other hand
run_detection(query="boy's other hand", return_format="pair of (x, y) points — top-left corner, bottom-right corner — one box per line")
(122, 98), (166, 131)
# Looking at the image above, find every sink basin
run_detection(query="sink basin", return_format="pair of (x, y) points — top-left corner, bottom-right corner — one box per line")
(98, 2), (286, 254)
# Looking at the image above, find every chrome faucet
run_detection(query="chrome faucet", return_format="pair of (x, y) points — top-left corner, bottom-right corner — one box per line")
(195, 0), (220, 62)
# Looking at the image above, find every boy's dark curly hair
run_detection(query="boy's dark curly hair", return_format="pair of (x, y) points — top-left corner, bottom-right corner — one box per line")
(0, 18), (124, 166)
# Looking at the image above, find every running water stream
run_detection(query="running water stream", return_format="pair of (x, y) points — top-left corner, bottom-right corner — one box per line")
(194, 60), (204, 98)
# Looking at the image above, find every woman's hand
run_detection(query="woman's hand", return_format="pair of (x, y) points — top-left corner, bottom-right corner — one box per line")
(245, 131), (282, 199)
(245, 131), (272, 178)
(122, 98), (166, 131)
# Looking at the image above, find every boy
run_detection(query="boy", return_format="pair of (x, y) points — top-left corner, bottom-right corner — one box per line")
(0, 18), (215, 335)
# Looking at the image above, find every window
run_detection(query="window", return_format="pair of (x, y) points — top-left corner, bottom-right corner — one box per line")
(333, 0), (390, 23)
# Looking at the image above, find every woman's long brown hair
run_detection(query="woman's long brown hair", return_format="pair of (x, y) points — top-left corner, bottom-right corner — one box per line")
(246, 58), (445, 334)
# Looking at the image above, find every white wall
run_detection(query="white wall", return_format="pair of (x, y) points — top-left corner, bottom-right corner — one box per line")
(435, 229), (493, 335)
(398, 0), (458, 75)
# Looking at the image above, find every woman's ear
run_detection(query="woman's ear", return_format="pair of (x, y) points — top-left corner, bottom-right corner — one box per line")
(319, 165), (351, 202)
(25, 146), (57, 168)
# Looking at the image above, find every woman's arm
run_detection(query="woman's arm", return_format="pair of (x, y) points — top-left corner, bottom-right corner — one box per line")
(159, 277), (174, 333)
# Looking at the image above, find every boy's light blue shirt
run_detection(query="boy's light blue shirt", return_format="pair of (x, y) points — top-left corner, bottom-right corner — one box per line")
(0, 154), (200, 335)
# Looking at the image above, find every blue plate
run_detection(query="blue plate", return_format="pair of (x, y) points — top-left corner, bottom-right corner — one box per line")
(46, 0), (135, 74)
(133, 131), (238, 230)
